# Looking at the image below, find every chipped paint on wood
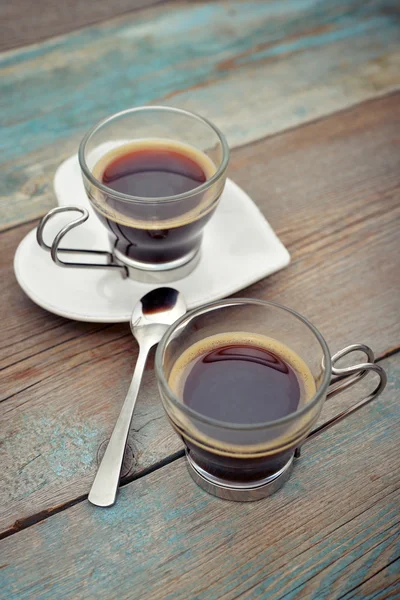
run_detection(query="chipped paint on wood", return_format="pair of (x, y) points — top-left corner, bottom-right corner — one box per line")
(1, 0), (400, 227)
(0, 354), (399, 599)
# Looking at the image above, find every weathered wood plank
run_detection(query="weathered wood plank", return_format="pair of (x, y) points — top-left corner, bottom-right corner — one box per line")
(1, 0), (400, 228)
(0, 0), (164, 51)
(1, 94), (399, 535)
(1, 353), (399, 600)
(2, 92), (399, 373)
(340, 559), (400, 599)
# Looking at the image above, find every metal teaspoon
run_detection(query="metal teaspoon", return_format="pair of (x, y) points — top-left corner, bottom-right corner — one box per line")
(88, 287), (186, 507)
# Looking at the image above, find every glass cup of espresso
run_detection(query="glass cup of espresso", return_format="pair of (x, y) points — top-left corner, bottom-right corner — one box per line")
(155, 299), (386, 501)
(37, 106), (230, 282)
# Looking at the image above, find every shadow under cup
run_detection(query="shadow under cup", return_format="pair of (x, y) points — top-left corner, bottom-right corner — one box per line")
(156, 300), (332, 495)
(78, 106), (229, 272)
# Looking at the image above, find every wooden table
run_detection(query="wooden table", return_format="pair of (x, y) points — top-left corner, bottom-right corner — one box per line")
(1, 1), (399, 598)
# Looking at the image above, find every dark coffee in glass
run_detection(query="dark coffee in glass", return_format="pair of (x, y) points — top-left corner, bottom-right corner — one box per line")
(79, 106), (229, 272)
(91, 140), (218, 265)
(156, 299), (386, 501)
(168, 332), (316, 482)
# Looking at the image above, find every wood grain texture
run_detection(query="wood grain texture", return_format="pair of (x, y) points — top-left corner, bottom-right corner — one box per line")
(1, 353), (399, 600)
(0, 0), (164, 51)
(1, 94), (399, 536)
(340, 559), (400, 599)
(1, 0), (400, 228)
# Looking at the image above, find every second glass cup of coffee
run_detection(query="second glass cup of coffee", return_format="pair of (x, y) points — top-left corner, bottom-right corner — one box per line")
(37, 106), (230, 282)
(155, 299), (386, 501)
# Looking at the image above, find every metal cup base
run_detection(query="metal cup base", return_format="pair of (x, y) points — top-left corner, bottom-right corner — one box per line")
(185, 451), (294, 502)
(114, 247), (201, 283)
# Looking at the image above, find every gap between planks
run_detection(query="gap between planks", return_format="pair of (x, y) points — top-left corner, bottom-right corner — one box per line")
(1, 349), (398, 543)
(1, 89), (399, 541)
(336, 556), (400, 600)
(0, 449), (185, 541)
(1, 88), (399, 373)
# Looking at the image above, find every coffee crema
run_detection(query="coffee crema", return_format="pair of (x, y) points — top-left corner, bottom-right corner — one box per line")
(169, 332), (316, 424)
(89, 139), (218, 264)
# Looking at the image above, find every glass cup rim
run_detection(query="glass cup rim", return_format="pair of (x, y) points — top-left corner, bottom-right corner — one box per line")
(155, 298), (332, 431)
(78, 105), (230, 205)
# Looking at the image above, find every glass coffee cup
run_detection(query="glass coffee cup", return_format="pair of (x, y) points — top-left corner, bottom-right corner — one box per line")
(155, 299), (386, 501)
(37, 106), (230, 282)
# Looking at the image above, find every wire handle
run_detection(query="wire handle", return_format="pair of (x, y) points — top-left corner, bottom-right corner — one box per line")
(296, 344), (387, 456)
(36, 206), (128, 277)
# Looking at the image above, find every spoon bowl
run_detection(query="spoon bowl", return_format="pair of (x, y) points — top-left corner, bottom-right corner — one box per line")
(131, 288), (187, 339)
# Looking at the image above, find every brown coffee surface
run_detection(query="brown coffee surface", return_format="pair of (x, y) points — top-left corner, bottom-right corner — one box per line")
(90, 140), (217, 264)
(169, 333), (316, 425)
(101, 145), (206, 197)
(92, 140), (216, 228)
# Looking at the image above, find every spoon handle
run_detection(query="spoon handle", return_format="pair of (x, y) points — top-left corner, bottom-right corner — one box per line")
(88, 343), (150, 507)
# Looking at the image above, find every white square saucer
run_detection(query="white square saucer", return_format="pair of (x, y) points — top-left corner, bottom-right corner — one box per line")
(14, 155), (290, 322)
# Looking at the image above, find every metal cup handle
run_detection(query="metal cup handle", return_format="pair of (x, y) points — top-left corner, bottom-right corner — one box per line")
(296, 344), (387, 456)
(36, 206), (128, 277)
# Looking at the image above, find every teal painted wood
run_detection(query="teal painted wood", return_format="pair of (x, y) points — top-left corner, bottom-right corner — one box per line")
(341, 558), (400, 599)
(1, 353), (399, 600)
(1, 0), (400, 228)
